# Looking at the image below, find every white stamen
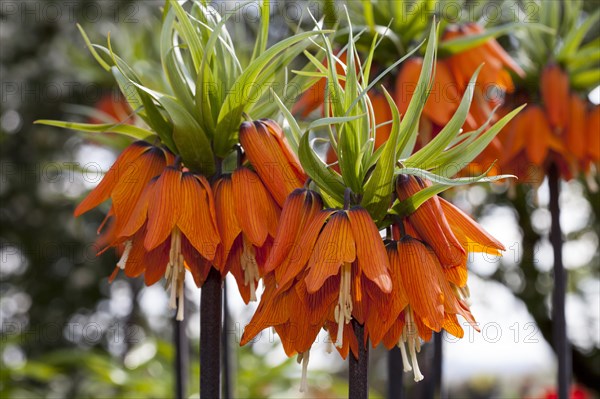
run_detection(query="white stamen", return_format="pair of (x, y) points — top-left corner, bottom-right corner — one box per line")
(403, 308), (424, 382)
(166, 228), (186, 320)
(241, 236), (260, 302)
(116, 240), (133, 269)
(408, 336), (424, 382)
(398, 337), (412, 372)
(335, 263), (352, 348)
(298, 350), (310, 393)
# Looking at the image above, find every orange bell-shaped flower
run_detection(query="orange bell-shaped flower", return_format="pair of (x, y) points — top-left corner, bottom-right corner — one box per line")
(239, 119), (306, 207)
(540, 64), (570, 132)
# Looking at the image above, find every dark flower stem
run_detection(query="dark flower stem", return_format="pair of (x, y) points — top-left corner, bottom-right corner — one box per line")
(349, 321), (369, 399)
(433, 332), (443, 398)
(174, 306), (188, 399)
(548, 163), (571, 399)
(387, 347), (404, 399)
(201, 268), (222, 399)
(221, 280), (232, 399)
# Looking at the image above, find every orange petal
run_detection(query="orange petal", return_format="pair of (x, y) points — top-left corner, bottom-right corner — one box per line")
(74, 141), (150, 216)
(181, 234), (213, 287)
(526, 105), (552, 165)
(239, 121), (306, 207)
(396, 238), (445, 331)
(566, 94), (586, 160)
(265, 189), (322, 273)
(297, 273), (339, 325)
(118, 178), (154, 239)
(394, 57), (422, 116)
(240, 276), (294, 345)
(277, 209), (335, 290)
(123, 229), (148, 278)
(111, 147), (170, 235)
(143, 239), (170, 285)
(541, 64), (570, 131)
(382, 313), (406, 350)
(225, 237), (254, 304)
(232, 167), (279, 247)
(371, 93), (393, 149)
(396, 175), (466, 268)
(212, 176), (241, 268)
(425, 60), (460, 126)
(347, 207), (392, 293)
(442, 313), (464, 339)
(261, 119), (307, 183)
(144, 167), (181, 251)
(305, 211), (356, 293)
(178, 173), (220, 261)
(439, 197), (505, 251)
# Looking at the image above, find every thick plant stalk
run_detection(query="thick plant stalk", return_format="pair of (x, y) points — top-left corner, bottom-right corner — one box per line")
(174, 305), (188, 399)
(548, 164), (571, 399)
(349, 321), (369, 399)
(201, 268), (222, 398)
(387, 347), (404, 399)
(433, 332), (443, 399)
(222, 280), (232, 399)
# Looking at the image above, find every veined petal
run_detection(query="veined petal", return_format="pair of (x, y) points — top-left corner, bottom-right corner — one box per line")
(396, 175), (466, 268)
(240, 274), (294, 346)
(261, 119), (307, 183)
(232, 167), (279, 247)
(439, 197), (505, 251)
(376, 244), (410, 333)
(442, 313), (464, 339)
(123, 228), (148, 278)
(144, 167), (181, 251)
(347, 207), (392, 293)
(181, 234), (213, 287)
(277, 209), (335, 289)
(382, 313), (406, 350)
(178, 173), (220, 261)
(240, 121), (305, 207)
(296, 273), (339, 326)
(526, 105), (553, 165)
(396, 238), (445, 331)
(213, 176), (242, 264)
(118, 177), (155, 239)
(266, 189), (322, 273)
(326, 319), (358, 360)
(225, 237), (254, 304)
(74, 141), (151, 217)
(143, 238), (170, 285)
(541, 64), (570, 131)
(305, 212), (356, 293)
(112, 147), (170, 235)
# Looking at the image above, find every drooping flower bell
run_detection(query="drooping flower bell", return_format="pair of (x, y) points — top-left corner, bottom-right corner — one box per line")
(395, 174), (467, 285)
(395, 57), (466, 129)
(540, 63), (571, 133)
(242, 188), (394, 365)
(444, 23), (525, 96)
(239, 119), (306, 207)
(75, 141), (174, 240)
(212, 167), (280, 303)
(116, 166), (221, 320)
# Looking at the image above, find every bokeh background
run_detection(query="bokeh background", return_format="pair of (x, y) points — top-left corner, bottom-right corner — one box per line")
(1, 1), (598, 398)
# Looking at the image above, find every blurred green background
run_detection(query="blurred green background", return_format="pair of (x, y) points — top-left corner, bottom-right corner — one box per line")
(1, 1), (598, 398)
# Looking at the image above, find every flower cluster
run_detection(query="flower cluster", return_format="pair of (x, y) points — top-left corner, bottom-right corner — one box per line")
(75, 119), (304, 319)
(501, 64), (599, 181)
